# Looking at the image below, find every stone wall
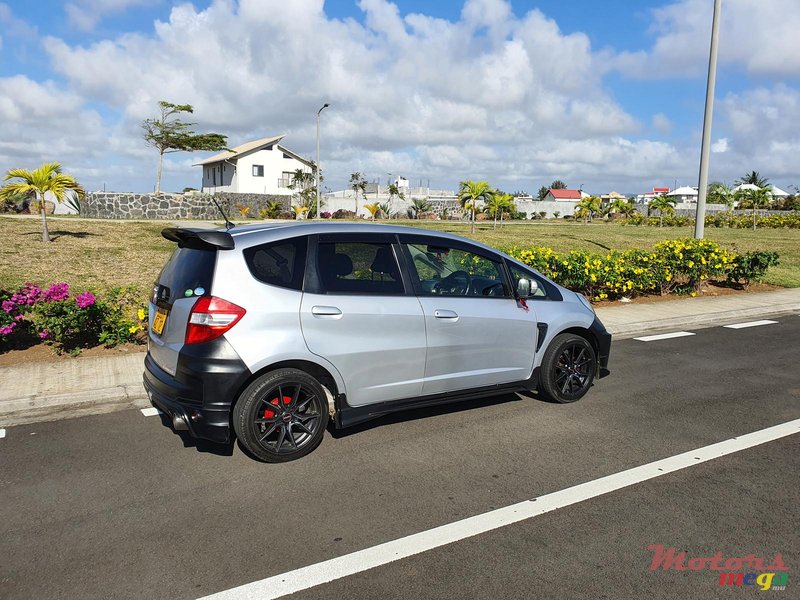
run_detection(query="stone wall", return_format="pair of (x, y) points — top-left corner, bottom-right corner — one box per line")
(80, 192), (291, 220)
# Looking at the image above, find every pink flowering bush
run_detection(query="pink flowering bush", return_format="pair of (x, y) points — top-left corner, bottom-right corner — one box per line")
(0, 282), (147, 354)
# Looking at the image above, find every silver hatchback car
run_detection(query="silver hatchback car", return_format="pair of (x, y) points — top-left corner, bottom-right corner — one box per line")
(143, 223), (611, 462)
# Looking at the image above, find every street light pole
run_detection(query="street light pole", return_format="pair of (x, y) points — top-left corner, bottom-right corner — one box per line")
(694, 0), (722, 239)
(315, 103), (330, 220)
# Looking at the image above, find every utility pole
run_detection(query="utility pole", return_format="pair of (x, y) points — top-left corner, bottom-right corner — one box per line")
(315, 103), (330, 220)
(694, 0), (722, 239)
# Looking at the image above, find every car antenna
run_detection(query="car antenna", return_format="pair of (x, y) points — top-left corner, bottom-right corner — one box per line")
(211, 195), (235, 230)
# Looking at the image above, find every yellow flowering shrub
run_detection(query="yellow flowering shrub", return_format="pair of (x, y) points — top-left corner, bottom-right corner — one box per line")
(506, 239), (770, 301)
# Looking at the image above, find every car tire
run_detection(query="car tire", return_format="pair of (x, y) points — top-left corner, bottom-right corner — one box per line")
(538, 333), (596, 404)
(233, 368), (329, 462)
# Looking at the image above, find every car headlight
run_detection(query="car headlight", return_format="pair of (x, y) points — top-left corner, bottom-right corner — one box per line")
(576, 293), (595, 314)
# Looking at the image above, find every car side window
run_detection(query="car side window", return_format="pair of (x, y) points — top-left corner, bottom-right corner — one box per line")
(243, 236), (307, 291)
(316, 241), (404, 295)
(508, 262), (548, 298)
(403, 242), (511, 298)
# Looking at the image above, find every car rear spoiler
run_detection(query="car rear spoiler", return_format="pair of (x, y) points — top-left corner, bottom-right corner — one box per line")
(161, 228), (235, 250)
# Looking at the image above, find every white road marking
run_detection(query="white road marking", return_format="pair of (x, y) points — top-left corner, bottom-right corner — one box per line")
(723, 320), (778, 329)
(198, 418), (800, 600)
(140, 407), (162, 417)
(634, 331), (696, 342)
(0, 428), (5, 439)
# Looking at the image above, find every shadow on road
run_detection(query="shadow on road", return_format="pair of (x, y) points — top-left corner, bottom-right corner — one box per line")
(327, 391), (537, 438)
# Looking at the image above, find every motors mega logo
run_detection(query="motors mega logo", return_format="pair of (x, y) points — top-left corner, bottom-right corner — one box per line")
(647, 544), (790, 590)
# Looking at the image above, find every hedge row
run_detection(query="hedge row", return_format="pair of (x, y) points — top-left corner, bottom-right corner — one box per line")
(623, 212), (800, 229)
(506, 239), (779, 301)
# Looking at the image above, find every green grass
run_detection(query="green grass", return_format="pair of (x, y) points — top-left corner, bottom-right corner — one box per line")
(1, 216), (798, 293)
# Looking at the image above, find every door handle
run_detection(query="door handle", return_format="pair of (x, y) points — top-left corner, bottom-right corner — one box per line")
(311, 305), (343, 318)
(434, 309), (458, 320)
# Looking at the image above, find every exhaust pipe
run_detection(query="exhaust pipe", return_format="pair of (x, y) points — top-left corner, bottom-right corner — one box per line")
(172, 413), (189, 431)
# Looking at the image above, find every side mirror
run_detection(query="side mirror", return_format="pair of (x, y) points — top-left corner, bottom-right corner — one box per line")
(517, 277), (537, 298)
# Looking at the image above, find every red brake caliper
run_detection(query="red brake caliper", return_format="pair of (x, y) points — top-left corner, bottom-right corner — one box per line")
(263, 395), (292, 419)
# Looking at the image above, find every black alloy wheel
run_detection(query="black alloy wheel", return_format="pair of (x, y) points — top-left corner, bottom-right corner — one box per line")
(234, 368), (329, 462)
(538, 333), (596, 403)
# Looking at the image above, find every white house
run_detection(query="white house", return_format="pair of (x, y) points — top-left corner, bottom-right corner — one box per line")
(666, 186), (699, 202)
(196, 134), (314, 195)
(733, 183), (789, 198)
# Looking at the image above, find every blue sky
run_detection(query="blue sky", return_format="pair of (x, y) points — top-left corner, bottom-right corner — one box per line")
(1, 0), (798, 195)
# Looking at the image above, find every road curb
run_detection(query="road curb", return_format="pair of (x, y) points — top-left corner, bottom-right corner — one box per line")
(604, 305), (800, 338)
(0, 383), (149, 427)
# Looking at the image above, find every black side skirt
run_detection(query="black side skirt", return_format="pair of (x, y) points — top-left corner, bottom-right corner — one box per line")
(334, 368), (540, 429)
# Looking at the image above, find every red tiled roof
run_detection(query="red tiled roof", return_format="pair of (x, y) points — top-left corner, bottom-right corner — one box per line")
(548, 189), (581, 199)
(653, 187), (670, 193)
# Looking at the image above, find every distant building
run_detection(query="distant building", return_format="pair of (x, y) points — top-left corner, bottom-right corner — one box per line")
(600, 191), (627, 204)
(544, 189), (583, 202)
(666, 186), (699, 203)
(196, 134), (314, 195)
(733, 183), (789, 198)
(636, 187), (671, 204)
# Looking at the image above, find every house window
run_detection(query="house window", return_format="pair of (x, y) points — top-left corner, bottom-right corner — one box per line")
(252, 165), (264, 177)
(212, 167), (216, 186)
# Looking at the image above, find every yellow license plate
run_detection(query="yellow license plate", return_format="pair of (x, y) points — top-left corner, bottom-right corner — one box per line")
(152, 307), (168, 335)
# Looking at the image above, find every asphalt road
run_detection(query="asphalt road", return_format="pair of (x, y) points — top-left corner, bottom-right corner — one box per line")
(1, 316), (798, 600)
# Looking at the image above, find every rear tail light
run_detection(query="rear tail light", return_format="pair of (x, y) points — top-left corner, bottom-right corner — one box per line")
(185, 296), (246, 345)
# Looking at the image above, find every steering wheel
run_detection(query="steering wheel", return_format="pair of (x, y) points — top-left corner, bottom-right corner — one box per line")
(432, 270), (472, 295)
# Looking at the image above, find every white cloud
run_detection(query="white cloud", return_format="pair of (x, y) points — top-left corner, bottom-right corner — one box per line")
(0, 76), (107, 181)
(711, 138), (728, 153)
(614, 0), (800, 79)
(715, 85), (800, 180)
(652, 113), (672, 134)
(0, 0), (793, 194)
(65, 0), (155, 31)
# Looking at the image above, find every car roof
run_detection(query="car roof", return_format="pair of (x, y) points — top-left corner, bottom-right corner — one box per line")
(226, 221), (502, 255)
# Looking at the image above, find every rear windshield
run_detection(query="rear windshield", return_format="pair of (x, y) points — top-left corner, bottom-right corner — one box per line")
(153, 247), (216, 306)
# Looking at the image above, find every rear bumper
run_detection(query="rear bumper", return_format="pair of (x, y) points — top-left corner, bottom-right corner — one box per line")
(590, 316), (612, 378)
(142, 338), (251, 444)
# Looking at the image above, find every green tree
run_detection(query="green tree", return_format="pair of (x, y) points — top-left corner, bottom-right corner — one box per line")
(288, 168), (320, 217)
(387, 183), (405, 204)
(142, 101), (228, 194)
(735, 170), (769, 188)
(610, 198), (634, 218)
(1, 162), (85, 242)
(458, 180), (493, 233)
(537, 186), (549, 200)
(550, 179), (567, 190)
(734, 187), (770, 230)
(648, 194), (677, 227)
(411, 197), (432, 218)
(574, 195), (601, 224)
(484, 192), (515, 229)
(349, 172), (368, 213)
(707, 181), (734, 214)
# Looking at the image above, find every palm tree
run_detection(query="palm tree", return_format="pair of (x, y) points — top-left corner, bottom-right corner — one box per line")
(363, 202), (380, 221)
(734, 187), (770, 230)
(484, 192), (515, 229)
(349, 172), (367, 213)
(411, 197), (432, 218)
(292, 204), (309, 220)
(648, 194), (677, 227)
(0, 162), (85, 242)
(707, 182), (734, 214)
(736, 171), (769, 188)
(610, 198), (634, 219)
(574, 196), (601, 224)
(458, 180), (493, 233)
